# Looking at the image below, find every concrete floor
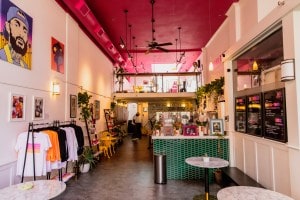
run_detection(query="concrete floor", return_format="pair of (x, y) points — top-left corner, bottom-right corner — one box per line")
(53, 135), (221, 200)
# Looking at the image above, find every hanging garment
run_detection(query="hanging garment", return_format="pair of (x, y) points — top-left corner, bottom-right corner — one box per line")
(15, 131), (51, 176)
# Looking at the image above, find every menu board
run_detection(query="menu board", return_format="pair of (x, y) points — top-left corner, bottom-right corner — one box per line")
(247, 93), (262, 136)
(263, 88), (287, 142)
(235, 96), (246, 132)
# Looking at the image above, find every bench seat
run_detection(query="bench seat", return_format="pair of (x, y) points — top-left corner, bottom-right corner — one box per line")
(221, 167), (264, 188)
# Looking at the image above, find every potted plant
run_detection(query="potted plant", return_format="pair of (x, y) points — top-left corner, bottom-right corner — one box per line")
(78, 91), (93, 147)
(78, 146), (96, 173)
(214, 133), (226, 185)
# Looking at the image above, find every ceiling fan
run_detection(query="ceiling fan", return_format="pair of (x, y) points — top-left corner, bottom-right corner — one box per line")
(146, 0), (172, 54)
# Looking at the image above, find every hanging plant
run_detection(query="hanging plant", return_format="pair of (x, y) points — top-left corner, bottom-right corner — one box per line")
(196, 76), (224, 110)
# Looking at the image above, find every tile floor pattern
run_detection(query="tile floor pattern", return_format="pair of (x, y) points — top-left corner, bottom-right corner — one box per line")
(54, 135), (221, 200)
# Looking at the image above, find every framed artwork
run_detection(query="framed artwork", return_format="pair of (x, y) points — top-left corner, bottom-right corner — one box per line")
(94, 100), (100, 120)
(210, 119), (224, 135)
(33, 96), (44, 120)
(162, 126), (173, 136)
(70, 95), (77, 118)
(183, 125), (198, 136)
(0, 0), (33, 69)
(10, 93), (26, 121)
(51, 37), (65, 74)
(251, 75), (260, 88)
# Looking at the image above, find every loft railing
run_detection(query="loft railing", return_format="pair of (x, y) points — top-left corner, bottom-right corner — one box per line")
(114, 72), (202, 93)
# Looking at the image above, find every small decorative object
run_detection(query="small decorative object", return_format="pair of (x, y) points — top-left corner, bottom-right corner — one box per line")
(183, 125), (198, 136)
(10, 93), (26, 121)
(70, 95), (77, 118)
(33, 96), (44, 120)
(162, 126), (173, 136)
(210, 119), (224, 136)
(203, 153), (209, 162)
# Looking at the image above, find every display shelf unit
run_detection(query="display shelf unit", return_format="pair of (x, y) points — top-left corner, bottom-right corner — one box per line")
(104, 109), (114, 133)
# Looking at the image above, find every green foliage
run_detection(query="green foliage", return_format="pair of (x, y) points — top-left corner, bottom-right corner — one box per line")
(78, 147), (96, 168)
(78, 91), (92, 121)
(195, 76), (224, 109)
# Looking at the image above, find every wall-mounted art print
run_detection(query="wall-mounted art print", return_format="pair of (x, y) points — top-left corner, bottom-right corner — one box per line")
(10, 93), (26, 121)
(210, 119), (224, 135)
(33, 96), (44, 120)
(51, 37), (64, 74)
(0, 0), (33, 69)
(70, 95), (77, 118)
(94, 100), (100, 120)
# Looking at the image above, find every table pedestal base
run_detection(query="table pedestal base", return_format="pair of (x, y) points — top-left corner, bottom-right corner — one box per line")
(193, 194), (217, 200)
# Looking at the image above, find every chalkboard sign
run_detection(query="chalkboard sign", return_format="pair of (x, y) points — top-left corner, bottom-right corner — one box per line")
(263, 88), (287, 142)
(247, 93), (262, 136)
(235, 96), (246, 132)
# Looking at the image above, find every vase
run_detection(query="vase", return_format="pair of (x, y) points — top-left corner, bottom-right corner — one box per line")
(198, 126), (203, 136)
(80, 163), (90, 173)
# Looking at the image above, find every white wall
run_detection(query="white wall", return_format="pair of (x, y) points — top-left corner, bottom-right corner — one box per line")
(214, 0), (300, 199)
(0, 0), (114, 187)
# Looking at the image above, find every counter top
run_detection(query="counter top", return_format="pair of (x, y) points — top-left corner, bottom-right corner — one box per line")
(152, 135), (228, 139)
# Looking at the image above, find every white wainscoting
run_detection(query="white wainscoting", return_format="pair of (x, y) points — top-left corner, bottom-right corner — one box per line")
(233, 132), (291, 196)
(0, 161), (19, 189)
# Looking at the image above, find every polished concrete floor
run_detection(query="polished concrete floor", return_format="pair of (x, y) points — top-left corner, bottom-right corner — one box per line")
(54, 135), (221, 200)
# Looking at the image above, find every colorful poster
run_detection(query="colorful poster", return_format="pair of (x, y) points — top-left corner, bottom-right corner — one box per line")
(0, 0), (33, 69)
(51, 37), (64, 73)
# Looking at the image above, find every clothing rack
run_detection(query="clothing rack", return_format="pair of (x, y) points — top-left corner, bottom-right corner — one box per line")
(21, 120), (77, 183)
(55, 119), (77, 176)
(21, 121), (55, 182)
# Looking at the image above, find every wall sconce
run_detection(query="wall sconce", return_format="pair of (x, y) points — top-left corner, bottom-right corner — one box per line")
(281, 59), (295, 81)
(52, 82), (60, 95)
(209, 62), (214, 71)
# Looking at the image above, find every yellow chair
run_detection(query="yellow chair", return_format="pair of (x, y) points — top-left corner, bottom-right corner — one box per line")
(99, 139), (110, 158)
(99, 131), (116, 156)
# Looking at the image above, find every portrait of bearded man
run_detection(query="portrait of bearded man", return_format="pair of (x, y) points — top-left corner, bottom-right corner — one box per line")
(0, 5), (32, 69)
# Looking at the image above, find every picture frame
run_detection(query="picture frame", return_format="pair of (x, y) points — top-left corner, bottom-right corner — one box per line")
(210, 119), (224, 135)
(162, 126), (174, 136)
(94, 100), (100, 120)
(70, 95), (77, 118)
(33, 96), (44, 120)
(10, 93), (26, 121)
(183, 125), (198, 136)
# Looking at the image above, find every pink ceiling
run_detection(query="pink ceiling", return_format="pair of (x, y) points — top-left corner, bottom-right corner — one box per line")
(56, 0), (237, 73)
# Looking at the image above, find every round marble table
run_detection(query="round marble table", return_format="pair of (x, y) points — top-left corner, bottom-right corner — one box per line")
(217, 186), (294, 200)
(185, 156), (229, 200)
(0, 180), (66, 200)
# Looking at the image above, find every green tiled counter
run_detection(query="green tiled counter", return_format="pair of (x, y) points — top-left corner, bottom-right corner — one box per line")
(152, 136), (229, 183)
